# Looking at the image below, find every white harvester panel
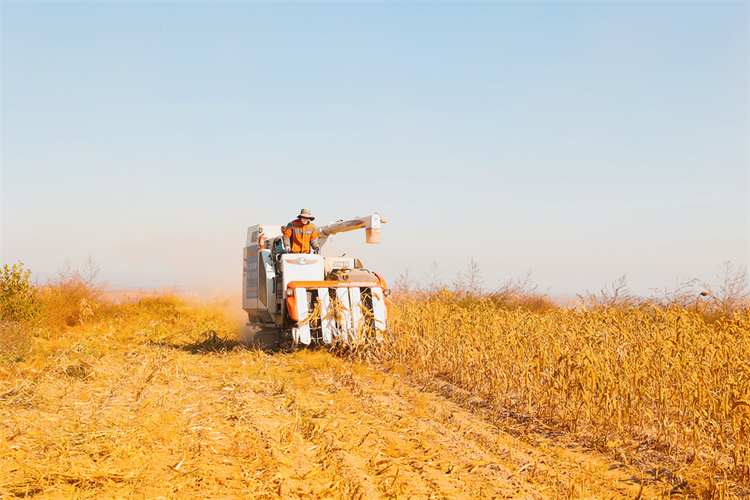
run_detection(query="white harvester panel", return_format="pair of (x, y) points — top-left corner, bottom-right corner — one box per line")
(335, 287), (352, 342)
(243, 224), (283, 323)
(371, 287), (387, 332)
(292, 288), (312, 346)
(317, 288), (335, 344)
(349, 287), (363, 341)
(325, 257), (355, 270)
(280, 254), (325, 290)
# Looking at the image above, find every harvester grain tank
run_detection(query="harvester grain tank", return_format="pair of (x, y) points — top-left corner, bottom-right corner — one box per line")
(242, 214), (390, 345)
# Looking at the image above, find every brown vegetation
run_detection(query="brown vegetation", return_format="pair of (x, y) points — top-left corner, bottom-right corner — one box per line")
(1, 261), (748, 498)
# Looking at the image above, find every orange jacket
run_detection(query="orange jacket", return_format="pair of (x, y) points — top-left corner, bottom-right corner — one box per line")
(283, 219), (320, 254)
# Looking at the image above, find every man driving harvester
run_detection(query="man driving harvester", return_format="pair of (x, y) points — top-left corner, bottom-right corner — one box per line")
(283, 209), (320, 254)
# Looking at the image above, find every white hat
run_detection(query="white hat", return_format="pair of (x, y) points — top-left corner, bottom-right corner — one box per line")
(298, 208), (315, 221)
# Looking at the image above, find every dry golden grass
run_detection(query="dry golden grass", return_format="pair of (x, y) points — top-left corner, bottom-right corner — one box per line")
(0, 321), (33, 364)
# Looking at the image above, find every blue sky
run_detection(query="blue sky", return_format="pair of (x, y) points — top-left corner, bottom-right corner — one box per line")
(2, 1), (748, 298)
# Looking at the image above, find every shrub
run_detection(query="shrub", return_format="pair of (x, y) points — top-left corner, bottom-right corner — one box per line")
(0, 262), (39, 364)
(37, 257), (109, 332)
(393, 263), (557, 313)
(0, 262), (41, 322)
(487, 269), (557, 313)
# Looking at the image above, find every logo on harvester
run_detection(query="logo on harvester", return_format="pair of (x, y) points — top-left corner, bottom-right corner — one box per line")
(284, 257), (315, 265)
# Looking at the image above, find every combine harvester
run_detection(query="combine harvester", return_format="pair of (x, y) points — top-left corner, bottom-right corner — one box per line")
(242, 214), (390, 346)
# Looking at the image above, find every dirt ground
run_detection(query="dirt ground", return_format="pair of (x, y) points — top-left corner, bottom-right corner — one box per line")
(0, 329), (679, 500)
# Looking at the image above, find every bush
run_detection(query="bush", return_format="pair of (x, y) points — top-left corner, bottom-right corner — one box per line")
(37, 258), (108, 332)
(393, 264), (558, 313)
(487, 270), (557, 313)
(0, 262), (41, 322)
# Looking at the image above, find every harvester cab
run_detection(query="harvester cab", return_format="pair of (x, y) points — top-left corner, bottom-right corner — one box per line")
(243, 214), (390, 346)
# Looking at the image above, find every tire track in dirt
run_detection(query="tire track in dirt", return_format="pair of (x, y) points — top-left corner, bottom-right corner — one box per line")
(227, 350), (668, 499)
(2, 345), (672, 499)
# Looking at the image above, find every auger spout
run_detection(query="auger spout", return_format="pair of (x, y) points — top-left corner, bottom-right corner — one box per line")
(316, 213), (386, 247)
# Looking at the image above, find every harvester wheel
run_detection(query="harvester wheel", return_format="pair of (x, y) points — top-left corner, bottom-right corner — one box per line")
(277, 328), (295, 351)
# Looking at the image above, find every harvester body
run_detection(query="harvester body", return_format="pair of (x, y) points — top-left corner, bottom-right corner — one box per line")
(243, 215), (389, 346)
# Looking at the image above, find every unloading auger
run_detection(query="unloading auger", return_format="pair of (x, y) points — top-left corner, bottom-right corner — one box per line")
(242, 214), (390, 346)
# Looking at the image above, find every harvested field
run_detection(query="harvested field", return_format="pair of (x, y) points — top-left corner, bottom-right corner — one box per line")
(2, 329), (666, 499)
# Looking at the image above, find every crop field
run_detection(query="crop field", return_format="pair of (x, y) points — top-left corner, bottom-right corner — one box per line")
(1, 263), (748, 499)
(381, 293), (750, 499)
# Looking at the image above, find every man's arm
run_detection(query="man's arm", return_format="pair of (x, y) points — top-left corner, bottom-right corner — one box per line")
(310, 229), (320, 254)
(282, 223), (292, 252)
